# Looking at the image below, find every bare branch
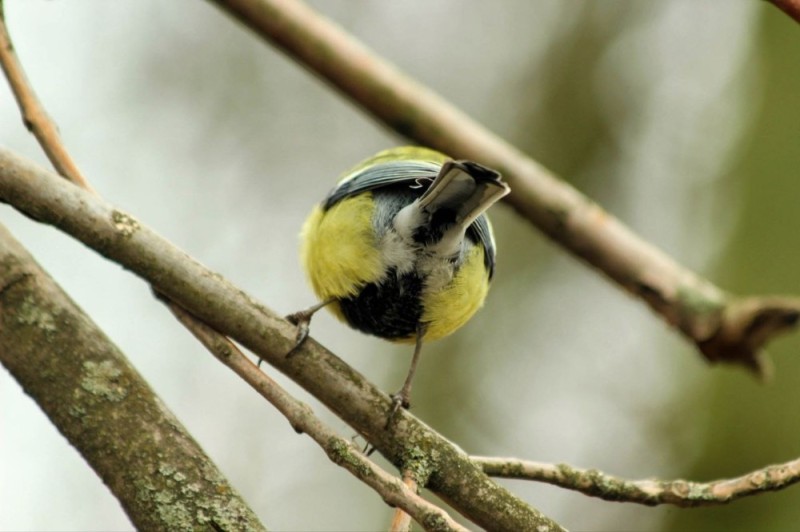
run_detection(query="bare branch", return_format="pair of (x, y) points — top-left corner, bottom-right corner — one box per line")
(0, 4), (95, 192)
(207, 0), (800, 375)
(0, 148), (564, 532)
(0, 14), (516, 526)
(697, 296), (800, 377)
(389, 471), (418, 532)
(768, 0), (800, 24)
(473, 456), (800, 507)
(0, 224), (265, 531)
(166, 301), (467, 532)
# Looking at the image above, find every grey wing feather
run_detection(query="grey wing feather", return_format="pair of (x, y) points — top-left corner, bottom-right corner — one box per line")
(468, 215), (497, 280)
(322, 158), (498, 280)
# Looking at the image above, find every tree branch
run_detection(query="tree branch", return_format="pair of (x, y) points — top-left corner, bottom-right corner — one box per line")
(0, 224), (265, 531)
(0, 10), (281, 527)
(473, 455), (800, 507)
(0, 2), (95, 192)
(389, 472), (418, 532)
(166, 300), (467, 532)
(206, 0), (800, 375)
(0, 148), (564, 532)
(0, 9), (531, 527)
(768, 0), (800, 24)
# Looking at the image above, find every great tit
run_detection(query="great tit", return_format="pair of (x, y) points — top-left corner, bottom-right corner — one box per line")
(289, 146), (509, 421)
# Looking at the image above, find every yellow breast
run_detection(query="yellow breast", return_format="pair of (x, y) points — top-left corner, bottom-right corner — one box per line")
(420, 243), (490, 341)
(300, 193), (385, 320)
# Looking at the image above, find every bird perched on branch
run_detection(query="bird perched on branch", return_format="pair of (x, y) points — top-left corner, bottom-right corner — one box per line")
(288, 146), (509, 423)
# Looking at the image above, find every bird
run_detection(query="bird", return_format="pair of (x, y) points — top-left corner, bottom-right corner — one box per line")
(288, 146), (509, 424)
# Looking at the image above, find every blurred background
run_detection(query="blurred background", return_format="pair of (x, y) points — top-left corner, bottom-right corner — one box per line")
(1, 1), (799, 530)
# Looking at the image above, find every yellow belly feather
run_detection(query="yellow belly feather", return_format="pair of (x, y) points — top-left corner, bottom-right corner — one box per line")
(421, 244), (489, 341)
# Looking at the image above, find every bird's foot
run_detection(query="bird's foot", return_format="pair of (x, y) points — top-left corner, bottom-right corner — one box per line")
(285, 309), (313, 357)
(385, 391), (411, 429)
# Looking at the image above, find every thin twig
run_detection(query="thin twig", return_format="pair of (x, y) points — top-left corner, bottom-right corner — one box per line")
(209, 0), (800, 375)
(473, 456), (800, 507)
(0, 7), (557, 527)
(166, 301), (466, 532)
(769, 0), (800, 24)
(388, 471), (417, 532)
(0, 148), (563, 532)
(0, 3), (95, 192)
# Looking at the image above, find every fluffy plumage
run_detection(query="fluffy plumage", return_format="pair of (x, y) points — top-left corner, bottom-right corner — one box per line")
(294, 146), (509, 417)
(300, 146), (508, 342)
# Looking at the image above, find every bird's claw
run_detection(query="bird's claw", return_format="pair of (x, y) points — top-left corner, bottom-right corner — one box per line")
(385, 392), (411, 429)
(286, 311), (311, 358)
(285, 311), (312, 358)
(284, 299), (335, 357)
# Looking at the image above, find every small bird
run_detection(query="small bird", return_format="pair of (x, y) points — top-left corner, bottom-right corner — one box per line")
(289, 146), (509, 422)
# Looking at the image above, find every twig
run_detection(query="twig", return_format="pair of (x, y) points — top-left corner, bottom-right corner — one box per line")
(0, 3), (95, 192)
(769, 0), (800, 24)
(208, 0), (800, 375)
(388, 472), (417, 532)
(0, 148), (565, 532)
(0, 224), (265, 531)
(0, 10), (558, 529)
(166, 300), (466, 532)
(0, 12), (268, 521)
(473, 456), (800, 507)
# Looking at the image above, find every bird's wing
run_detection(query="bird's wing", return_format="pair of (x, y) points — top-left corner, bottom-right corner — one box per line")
(468, 215), (497, 280)
(322, 158), (500, 279)
(322, 160), (441, 210)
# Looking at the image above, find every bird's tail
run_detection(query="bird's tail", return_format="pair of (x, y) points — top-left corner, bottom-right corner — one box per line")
(418, 160), (510, 231)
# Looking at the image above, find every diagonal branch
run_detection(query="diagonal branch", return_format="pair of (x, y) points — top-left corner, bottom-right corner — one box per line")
(1, 10), (299, 528)
(206, 0), (800, 375)
(473, 455), (800, 507)
(0, 8), (520, 528)
(0, 148), (564, 532)
(0, 2), (94, 192)
(769, 0), (800, 24)
(389, 472), (418, 532)
(166, 300), (467, 532)
(0, 224), (266, 531)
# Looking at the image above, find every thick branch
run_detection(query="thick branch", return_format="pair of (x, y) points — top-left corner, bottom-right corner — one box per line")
(206, 0), (800, 374)
(0, 149), (563, 532)
(0, 224), (265, 531)
(166, 301), (466, 532)
(474, 456), (800, 507)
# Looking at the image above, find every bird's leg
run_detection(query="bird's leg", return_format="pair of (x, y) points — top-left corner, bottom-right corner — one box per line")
(386, 324), (427, 428)
(283, 298), (335, 358)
